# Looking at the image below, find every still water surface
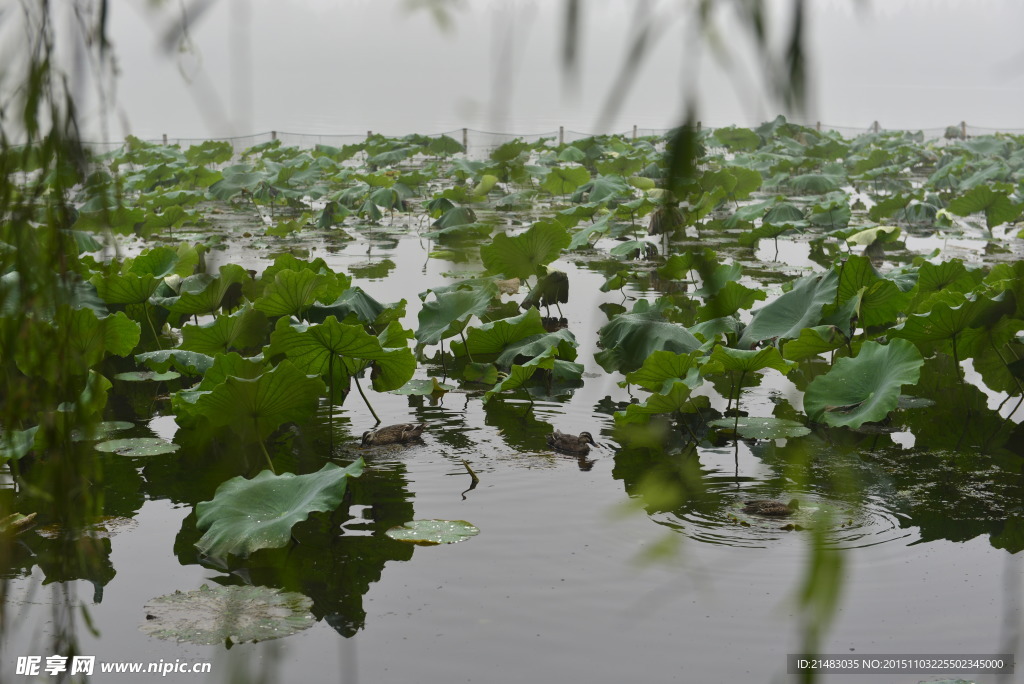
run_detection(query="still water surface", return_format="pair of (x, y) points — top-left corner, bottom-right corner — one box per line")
(4, 219), (1020, 682)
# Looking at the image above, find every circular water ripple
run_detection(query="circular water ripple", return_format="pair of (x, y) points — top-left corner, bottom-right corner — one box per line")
(650, 492), (915, 549)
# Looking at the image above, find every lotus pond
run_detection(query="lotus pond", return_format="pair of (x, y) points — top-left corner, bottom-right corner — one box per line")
(2, 119), (1023, 683)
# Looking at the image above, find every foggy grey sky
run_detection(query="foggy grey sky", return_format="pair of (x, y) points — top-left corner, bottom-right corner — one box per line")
(79, 0), (1024, 141)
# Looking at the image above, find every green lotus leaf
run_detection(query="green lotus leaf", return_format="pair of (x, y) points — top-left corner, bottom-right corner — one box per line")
(541, 165), (590, 196)
(623, 350), (704, 393)
(846, 225), (900, 246)
(385, 519), (480, 545)
(711, 126), (761, 151)
(0, 426), (39, 464)
(90, 272), (160, 305)
(309, 288), (405, 331)
(655, 247), (720, 283)
(804, 339), (923, 428)
(480, 220), (570, 280)
(738, 270), (838, 348)
(129, 244), (200, 278)
(946, 185), (1024, 229)
(697, 280), (766, 319)
(489, 139), (529, 163)
(70, 421), (135, 442)
(390, 377), (457, 396)
(983, 260), (1024, 312)
(785, 172), (842, 194)
(807, 198), (851, 229)
(572, 174), (631, 204)
(19, 308), (141, 379)
(113, 370), (180, 382)
(595, 299), (702, 374)
(854, 278), (911, 328)
(428, 134), (465, 156)
(781, 325), (847, 361)
(95, 437), (179, 457)
(705, 345), (795, 376)
(960, 318), (1024, 393)
(522, 270), (569, 311)
(494, 328), (578, 368)
(154, 264), (250, 317)
(136, 349), (215, 376)
(432, 205), (477, 229)
(55, 370), (112, 419)
(462, 362), (499, 384)
(567, 215), (612, 250)
(180, 304), (268, 356)
(140, 585), (316, 645)
(836, 255), (881, 305)
(73, 206), (145, 233)
(889, 294), (991, 351)
(449, 308), (546, 358)
(194, 460), (363, 557)
(254, 268), (346, 319)
(268, 316), (415, 393)
(196, 352), (268, 391)
(557, 146), (587, 163)
(189, 360), (325, 441)
(483, 348), (557, 403)
(692, 263), (743, 300)
(260, 254), (344, 285)
(415, 283), (496, 345)
(64, 307), (140, 366)
(207, 167), (265, 200)
(763, 201), (805, 224)
(708, 417), (811, 439)
(185, 139), (234, 165)
(909, 259), (979, 312)
(613, 380), (708, 425)
(737, 221), (801, 247)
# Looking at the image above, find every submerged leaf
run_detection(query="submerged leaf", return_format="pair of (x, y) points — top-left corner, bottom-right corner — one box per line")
(140, 585), (315, 645)
(708, 417), (810, 439)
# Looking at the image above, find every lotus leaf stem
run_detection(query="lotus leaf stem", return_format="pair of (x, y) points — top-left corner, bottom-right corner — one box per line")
(352, 373), (380, 425)
(459, 329), (474, 364)
(257, 430), (275, 474)
(733, 370), (747, 441)
(143, 304), (162, 350)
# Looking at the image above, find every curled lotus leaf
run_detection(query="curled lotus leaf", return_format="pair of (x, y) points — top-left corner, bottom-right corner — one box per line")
(195, 460), (364, 557)
(804, 339), (924, 428)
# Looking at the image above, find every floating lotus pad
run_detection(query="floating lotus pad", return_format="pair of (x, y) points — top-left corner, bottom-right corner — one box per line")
(709, 417), (811, 440)
(95, 437), (180, 457)
(385, 519), (480, 545)
(140, 585), (315, 645)
(113, 370), (181, 382)
(71, 420), (135, 441)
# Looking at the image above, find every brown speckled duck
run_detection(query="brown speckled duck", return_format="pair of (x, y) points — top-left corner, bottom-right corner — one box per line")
(362, 423), (425, 446)
(546, 430), (599, 456)
(742, 499), (800, 517)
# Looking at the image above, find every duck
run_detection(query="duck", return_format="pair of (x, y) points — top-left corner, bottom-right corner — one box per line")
(361, 423), (425, 446)
(742, 498), (800, 517)
(546, 430), (599, 456)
